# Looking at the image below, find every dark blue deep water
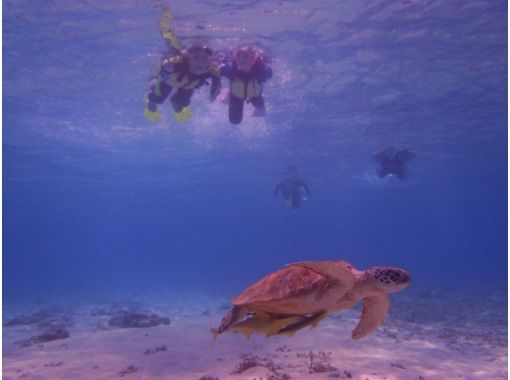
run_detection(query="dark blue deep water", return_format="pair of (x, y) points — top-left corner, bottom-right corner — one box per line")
(3, 1), (507, 304)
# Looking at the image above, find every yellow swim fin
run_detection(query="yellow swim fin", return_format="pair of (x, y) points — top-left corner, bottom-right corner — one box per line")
(173, 107), (192, 122)
(144, 99), (160, 122)
(144, 106), (160, 122)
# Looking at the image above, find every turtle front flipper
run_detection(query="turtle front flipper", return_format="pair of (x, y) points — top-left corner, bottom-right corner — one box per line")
(352, 295), (389, 339)
(288, 261), (355, 290)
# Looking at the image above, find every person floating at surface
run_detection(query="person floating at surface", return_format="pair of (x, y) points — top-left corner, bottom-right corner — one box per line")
(220, 46), (273, 124)
(373, 147), (417, 180)
(144, 8), (220, 123)
(274, 167), (310, 209)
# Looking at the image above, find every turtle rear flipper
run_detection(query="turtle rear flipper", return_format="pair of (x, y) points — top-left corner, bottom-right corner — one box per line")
(352, 295), (389, 339)
(216, 305), (246, 334)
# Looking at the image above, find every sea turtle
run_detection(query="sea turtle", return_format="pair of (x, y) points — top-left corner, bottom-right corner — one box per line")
(213, 260), (410, 340)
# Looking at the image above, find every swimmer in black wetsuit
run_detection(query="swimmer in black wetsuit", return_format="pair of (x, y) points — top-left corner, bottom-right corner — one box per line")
(274, 167), (310, 209)
(373, 147), (416, 180)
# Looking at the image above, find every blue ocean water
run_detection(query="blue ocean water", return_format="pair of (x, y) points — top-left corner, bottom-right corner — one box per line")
(3, 0), (507, 307)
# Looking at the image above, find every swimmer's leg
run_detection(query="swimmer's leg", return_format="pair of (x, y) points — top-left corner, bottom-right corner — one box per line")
(251, 95), (266, 117)
(229, 95), (244, 124)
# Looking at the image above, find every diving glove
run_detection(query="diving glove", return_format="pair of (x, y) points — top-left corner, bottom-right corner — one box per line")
(144, 99), (160, 122)
(173, 107), (192, 122)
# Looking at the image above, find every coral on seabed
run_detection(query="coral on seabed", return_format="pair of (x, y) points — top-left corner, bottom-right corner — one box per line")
(231, 353), (291, 379)
(19, 326), (70, 347)
(143, 345), (167, 355)
(118, 365), (138, 377)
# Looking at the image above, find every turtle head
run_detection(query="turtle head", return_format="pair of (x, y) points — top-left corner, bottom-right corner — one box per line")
(368, 267), (411, 293)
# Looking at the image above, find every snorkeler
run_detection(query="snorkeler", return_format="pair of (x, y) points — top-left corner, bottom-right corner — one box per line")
(220, 46), (273, 124)
(274, 169), (310, 209)
(373, 147), (416, 180)
(144, 9), (220, 123)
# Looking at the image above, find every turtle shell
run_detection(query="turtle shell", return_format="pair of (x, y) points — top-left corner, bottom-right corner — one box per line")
(233, 265), (331, 306)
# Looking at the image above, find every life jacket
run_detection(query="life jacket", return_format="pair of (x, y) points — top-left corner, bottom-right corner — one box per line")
(229, 59), (265, 100)
(159, 55), (214, 90)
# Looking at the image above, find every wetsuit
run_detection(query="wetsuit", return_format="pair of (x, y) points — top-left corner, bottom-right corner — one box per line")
(274, 179), (310, 209)
(374, 149), (416, 180)
(221, 57), (272, 124)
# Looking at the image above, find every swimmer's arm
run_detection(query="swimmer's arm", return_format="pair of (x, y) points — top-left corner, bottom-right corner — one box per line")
(220, 62), (235, 80)
(302, 183), (311, 196)
(209, 74), (221, 101)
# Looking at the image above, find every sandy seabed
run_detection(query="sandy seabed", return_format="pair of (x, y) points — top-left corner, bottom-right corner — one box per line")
(3, 290), (507, 380)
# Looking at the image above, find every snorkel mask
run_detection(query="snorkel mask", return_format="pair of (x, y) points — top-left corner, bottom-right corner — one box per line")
(185, 45), (213, 75)
(233, 46), (259, 72)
